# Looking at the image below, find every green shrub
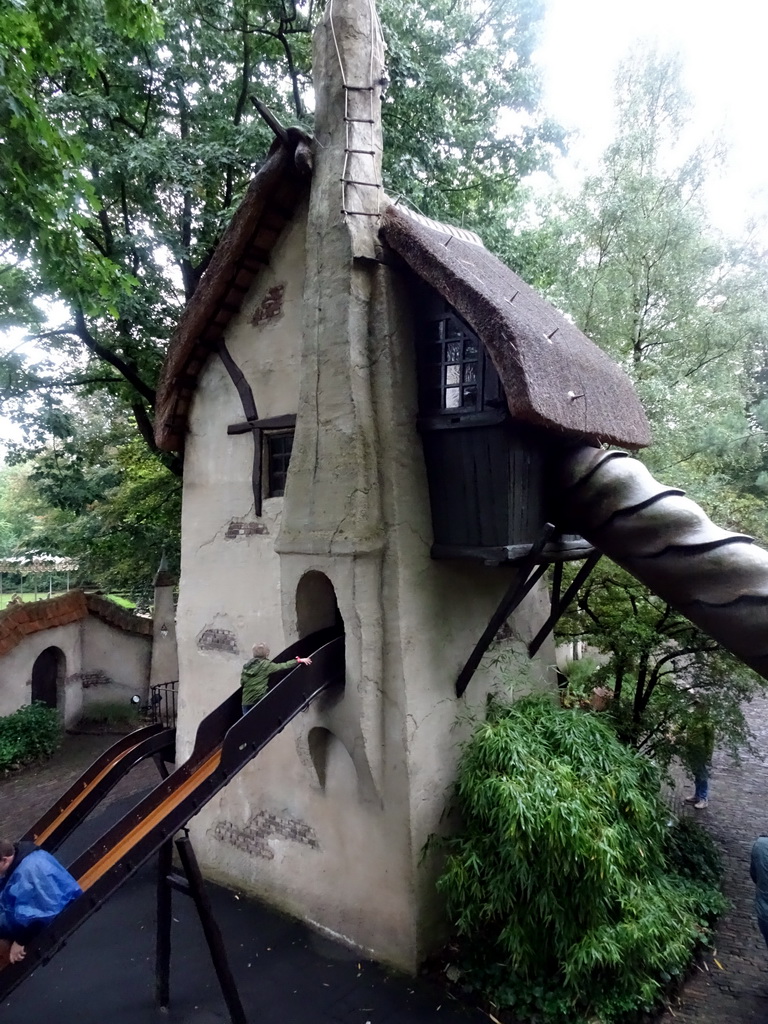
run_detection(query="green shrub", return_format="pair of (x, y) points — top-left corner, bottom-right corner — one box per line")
(560, 655), (601, 704)
(0, 703), (61, 771)
(437, 695), (725, 1024)
(78, 700), (140, 730)
(663, 816), (724, 889)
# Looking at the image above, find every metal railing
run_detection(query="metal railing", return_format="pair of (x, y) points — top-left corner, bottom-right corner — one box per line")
(148, 680), (178, 729)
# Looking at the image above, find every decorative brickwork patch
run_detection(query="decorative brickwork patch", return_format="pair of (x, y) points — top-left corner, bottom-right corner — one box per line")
(250, 283), (285, 326)
(225, 519), (269, 539)
(211, 810), (319, 860)
(198, 628), (239, 654)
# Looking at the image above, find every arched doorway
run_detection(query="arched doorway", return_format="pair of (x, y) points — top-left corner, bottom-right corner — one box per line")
(295, 571), (344, 639)
(31, 646), (65, 709)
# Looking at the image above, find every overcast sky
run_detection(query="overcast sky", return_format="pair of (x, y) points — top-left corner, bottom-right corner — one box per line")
(533, 0), (768, 235)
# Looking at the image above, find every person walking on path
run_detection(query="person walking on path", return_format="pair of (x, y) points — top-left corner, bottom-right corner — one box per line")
(0, 839), (81, 968)
(241, 643), (312, 714)
(681, 698), (715, 809)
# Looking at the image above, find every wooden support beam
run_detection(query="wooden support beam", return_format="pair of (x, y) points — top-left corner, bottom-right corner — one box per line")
(528, 551), (602, 659)
(456, 523), (556, 698)
(154, 839), (173, 1010)
(217, 341), (262, 516)
(175, 836), (247, 1024)
(227, 413), (297, 435)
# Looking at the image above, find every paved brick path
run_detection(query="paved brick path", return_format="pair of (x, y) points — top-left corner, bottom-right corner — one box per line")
(0, 730), (161, 839)
(660, 694), (768, 1023)
(3, 707), (768, 1022)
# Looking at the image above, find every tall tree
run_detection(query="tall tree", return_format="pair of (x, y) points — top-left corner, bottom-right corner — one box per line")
(0, 0), (560, 463)
(540, 50), (768, 750)
(0, 0), (559, 590)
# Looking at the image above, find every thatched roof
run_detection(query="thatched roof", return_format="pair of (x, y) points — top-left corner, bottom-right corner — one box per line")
(155, 131), (313, 453)
(380, 204), (651, 450)
(155, 140), (650, 453)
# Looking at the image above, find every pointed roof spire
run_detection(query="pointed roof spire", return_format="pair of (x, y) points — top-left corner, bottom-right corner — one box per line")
(154, 549), (175, 588)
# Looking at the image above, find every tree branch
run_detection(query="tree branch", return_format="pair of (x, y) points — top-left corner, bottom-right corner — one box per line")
(73, 309), (156, 407)
(131, 401), (183, 478)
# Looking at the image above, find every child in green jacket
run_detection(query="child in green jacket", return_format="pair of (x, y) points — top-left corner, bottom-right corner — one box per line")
(240, 642), (312, 713)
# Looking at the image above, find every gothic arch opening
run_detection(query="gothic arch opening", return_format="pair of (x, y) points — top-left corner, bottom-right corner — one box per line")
(31, 646), (65, 710)
(307, 726), (358, 795)
(295, 571), (344, 639)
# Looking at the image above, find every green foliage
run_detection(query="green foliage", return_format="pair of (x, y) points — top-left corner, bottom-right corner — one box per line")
(78, 700), (140, 730)
(556, 563), (763, 766)
(0, 0), (557, 588)
(663, 817), (723, 890)
(533, 49), (768, 517)
(380, 0), (563, 226)
(559, 654), (600, 705)
(0, 0), (558, 441)
(0, 703), (61, 771)
(3, 398), (180, 597)
(438, 696), (724, 1023)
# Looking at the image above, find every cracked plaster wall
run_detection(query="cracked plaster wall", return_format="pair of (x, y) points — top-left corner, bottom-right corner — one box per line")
(0, 617), (151, 727)
(177, 0), (555, 974)
(175, 205), (308, 758)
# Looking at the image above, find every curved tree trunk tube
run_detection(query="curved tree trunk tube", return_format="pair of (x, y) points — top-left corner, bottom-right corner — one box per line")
(560, 445), (768, 681)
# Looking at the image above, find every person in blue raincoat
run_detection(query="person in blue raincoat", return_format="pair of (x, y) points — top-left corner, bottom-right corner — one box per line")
(750, 835), (768, 949)
(0, 838), (81, 967)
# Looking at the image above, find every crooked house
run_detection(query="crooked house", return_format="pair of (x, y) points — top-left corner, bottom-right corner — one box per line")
(155, 0), (649, 969)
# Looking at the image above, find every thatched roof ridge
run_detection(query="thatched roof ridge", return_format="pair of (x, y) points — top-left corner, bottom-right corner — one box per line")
(380, 204), (651, 450)
(155, 131), (313, 453)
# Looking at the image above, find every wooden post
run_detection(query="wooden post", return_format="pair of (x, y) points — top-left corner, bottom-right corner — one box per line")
(528, 551), (602, 658)
(155, 839), (174, 1010)
(175, 835), (247, 1024)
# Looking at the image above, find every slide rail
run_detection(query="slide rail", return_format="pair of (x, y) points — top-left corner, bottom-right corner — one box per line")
(21, 724), (175, 853)
(0, 631), (344, 1002)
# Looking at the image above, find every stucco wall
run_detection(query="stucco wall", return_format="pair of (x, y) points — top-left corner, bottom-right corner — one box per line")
(173, 0), (555, 970)
(176, 221), (555, 970)
(0, 613), (152, 728)
(0, 623), (83, 725)
(80, 616), (152, 710)
(175, 203), (309, 759)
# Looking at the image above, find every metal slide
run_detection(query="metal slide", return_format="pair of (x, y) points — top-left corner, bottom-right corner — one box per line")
(20, 723), (176, 854)
(0, 628), (344, 1000)
(561, 445), (768, 681)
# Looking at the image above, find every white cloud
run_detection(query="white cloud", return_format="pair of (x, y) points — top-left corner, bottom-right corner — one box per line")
(534, 0), (768, 235)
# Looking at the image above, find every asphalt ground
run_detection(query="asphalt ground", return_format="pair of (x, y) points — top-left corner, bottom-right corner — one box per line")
(1, 739), (484, 1024)
(4, 693), (768, 1024)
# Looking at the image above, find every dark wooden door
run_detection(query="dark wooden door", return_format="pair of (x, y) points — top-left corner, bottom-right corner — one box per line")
(31, 647), (61, 708)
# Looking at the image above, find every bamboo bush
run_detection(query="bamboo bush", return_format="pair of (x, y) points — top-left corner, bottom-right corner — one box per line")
(437, 695), (725, 1023)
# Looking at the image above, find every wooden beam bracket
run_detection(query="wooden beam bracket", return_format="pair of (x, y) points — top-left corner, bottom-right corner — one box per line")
(455, 523), (556, 698)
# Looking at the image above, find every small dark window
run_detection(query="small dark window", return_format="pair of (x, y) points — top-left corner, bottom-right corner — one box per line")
(421, 312), (483, 413)
(415, 294), (502, 419)
(265, 430), (294, 497)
